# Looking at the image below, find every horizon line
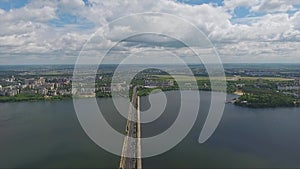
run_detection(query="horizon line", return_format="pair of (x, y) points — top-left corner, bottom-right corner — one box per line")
(1, 62), (300, 66)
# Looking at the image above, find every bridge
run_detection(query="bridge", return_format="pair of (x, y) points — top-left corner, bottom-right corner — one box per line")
(119, 87), (142, 169)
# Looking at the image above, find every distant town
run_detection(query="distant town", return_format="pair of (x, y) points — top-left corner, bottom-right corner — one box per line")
(0, 76), (71, 97)
(1, 64), (300, 108)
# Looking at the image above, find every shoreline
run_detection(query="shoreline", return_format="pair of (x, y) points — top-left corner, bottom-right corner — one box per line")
(0, 89), (222, 103)
(2, 89), (299, 109)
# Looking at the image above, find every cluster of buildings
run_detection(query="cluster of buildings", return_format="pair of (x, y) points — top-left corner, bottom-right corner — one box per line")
(0, 76), (72, 97)
(0, 85), (18, 97)
(276, 78), (300, 98)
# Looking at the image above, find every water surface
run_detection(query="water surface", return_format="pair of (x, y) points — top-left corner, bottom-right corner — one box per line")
(1, 91), (300, 168)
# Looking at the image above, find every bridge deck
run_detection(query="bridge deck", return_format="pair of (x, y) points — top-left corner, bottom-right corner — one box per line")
(119, 87), (142, 169)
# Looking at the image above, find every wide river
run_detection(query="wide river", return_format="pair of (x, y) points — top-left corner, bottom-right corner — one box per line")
(1, 91), (300, 168)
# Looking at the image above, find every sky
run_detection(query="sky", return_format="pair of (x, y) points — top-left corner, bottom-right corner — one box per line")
(0, 0), (300, 64)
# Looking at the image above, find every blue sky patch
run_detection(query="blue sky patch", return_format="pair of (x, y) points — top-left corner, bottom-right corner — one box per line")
(0, 0), (28, 11)
(176, 0), (223, 6)
(49, 13), (78, 27)
(48, 12), (94, 29)
(233, 6), (250, 18)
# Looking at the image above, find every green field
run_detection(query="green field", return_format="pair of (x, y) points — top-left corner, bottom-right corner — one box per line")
(155, 75), (294, 82)
(237, 76), (294, 81)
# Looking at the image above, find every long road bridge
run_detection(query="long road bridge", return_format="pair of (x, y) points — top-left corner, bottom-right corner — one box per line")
(119, 87), (142, 169)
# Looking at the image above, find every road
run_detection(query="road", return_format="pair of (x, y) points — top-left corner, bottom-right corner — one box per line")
(119, 87), (142, 169)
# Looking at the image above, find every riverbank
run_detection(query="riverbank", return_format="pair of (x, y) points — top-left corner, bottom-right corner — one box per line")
(0, 94), (72, 103)
(234, 92), (300, 108)
(2, 88), (299, 109)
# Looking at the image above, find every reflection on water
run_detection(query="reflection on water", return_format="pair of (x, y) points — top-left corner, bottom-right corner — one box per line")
(0, 91), (300, 168)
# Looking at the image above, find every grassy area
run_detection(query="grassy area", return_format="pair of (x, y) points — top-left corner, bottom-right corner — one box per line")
(155, 75), (294, 82)
(155, 75), (222, 81)
(156, 74), (300, 108)
(137, 86), (179, 96)
(238, 77), (294, 81)
(0, 94), (71, 102)
(235, 92), (299, 108)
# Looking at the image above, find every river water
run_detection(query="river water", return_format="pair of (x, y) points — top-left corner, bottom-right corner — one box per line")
(1, 91), (300, 168)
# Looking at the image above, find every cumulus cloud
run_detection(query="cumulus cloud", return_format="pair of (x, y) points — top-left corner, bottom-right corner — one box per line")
(224, 0), (298, 13)
(291, 11), (300, 30)
(224, 0), (259, 12)
(251, 0), (294, 12)
(0, 0), (299, 64)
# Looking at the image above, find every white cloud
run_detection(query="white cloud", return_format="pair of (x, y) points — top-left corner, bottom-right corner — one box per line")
(224, 0), (297, 13)
(0, 8), (5, 14)
(0, 6), (56, 23)
(0, 0), (299, 64)
(291, 11), (300, 30)
(224, 0), (259, 12)
(217, 41), (300, 62)
(251, 0), (294, 12)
